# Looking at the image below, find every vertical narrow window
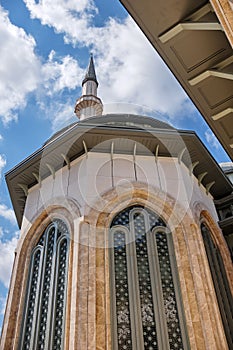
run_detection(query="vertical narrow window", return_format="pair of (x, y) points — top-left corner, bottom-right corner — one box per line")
(113, 230), (132, 349)
(201, 223), (233, 348)
(19, 219), (69, 350)
(133, 212), (158, 349)
(110, 206), (189, 350)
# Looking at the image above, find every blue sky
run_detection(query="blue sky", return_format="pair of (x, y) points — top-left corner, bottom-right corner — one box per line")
(0, 0), (231, 331)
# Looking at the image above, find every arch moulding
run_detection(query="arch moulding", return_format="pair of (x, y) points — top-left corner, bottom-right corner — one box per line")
(200, 209), (233, 295)
(0, 197), (81, 350)
(79, 183), (225, 350)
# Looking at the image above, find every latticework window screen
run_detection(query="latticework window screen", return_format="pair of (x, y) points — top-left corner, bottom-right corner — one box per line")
(110, 206), (189, 350)
(201, 223), (233, 349)
(19, 219), (69, 350)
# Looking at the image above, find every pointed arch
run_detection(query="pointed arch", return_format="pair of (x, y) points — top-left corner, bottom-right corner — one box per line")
(1, 200), (80, 350)
(109, 205), (190, 350)
(200, 211), (233, 348)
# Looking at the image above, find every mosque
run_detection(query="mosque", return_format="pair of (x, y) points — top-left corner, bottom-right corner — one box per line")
(0, 56), (233, 349)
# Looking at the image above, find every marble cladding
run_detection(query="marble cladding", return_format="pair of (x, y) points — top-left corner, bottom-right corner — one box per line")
(1, 152), (232, 349)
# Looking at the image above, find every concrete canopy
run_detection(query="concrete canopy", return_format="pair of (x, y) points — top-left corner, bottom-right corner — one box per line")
(119, 0), (233, 159)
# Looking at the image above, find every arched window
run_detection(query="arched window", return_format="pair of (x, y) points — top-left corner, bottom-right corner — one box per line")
(200, 223), (233, 348)
(109, 206), (189, 350)
(19, 219), (69, 350)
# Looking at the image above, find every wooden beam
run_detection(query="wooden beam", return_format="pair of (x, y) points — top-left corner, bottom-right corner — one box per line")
(159, 22), (222, 43)
(212, 108), (233, 121)
(189, 70), (233, 85)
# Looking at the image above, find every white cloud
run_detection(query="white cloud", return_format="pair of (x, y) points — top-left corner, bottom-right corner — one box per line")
(96, 18), (188, 118)
(205, 129), (221, 150)
(24, 0), (98, 45)
(0, 295), (7, 315)
(42, 101), (77, 132)
(0, 6), (41, 124)
(23, 0), (191, 119)
(0, 230), (19, 288)
(0, 155), (6, 179)
(0, 135), (3, 141)
(42, 52), (84, 94)
(0, 7), (82, 128)
(0, 204), (16, 225)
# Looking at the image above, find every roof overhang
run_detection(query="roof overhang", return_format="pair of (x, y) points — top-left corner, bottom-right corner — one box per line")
(5, 115), (233, 227)
(119, 0), (233, 159)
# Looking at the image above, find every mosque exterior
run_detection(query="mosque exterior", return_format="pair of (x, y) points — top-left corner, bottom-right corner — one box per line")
(1, 57), (233, 349)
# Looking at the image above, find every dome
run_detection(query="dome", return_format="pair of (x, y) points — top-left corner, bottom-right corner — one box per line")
(44, 113), (174, 145)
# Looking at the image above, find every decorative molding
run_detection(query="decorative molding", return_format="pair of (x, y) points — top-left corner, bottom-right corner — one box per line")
(212, 107), (233, 120)
(61, 153), (70, 170)
(189, 161), (199, 176)
(46, 163), (55, 179)
(159, 22), (222, 43)
(178, 147), (186, 164)
(18, 183), (28, 196)
(189, 70), (233, 86)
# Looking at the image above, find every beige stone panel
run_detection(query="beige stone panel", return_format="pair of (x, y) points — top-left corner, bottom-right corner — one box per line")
(179, 164), (219, 222)
(96, 293), (106, 325)
(106, 324), (112, 350)
(158, 157), (184, 180)
(89, 266), (97, 293)
(52, 166), (69, 198)
(82, 176), (112, 206)
(96, 324), (106, 350)
(162, 178), (190, 203)
(67, 219), (79, 350)
(174, 226), (205, 350)
(112, 176), (136, 189)
(95, 175), (113, 195)
(24, 186), (40, 223)
(88, 322), (96, 350)
(113, 156), (135, 178)
(77, 291), (88, 325)
(97, 161), (112, 177)
(134, 155), (159, 183)
(96, 267), (105, 294)
(77, 322), (88, 349)
(79, 243), (89, 265)
(37, 175), (53, 209)
(21, 214), (33, 235)
(79, 221), (90, 248)
(68, 158), (86, 211)
(78, 262), (89, 292)
(86, 153), (111, 176)
(86, 222), (97, 348)
(96, 248), (105, 267)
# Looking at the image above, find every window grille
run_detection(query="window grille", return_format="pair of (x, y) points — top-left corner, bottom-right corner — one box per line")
(110, 206), (189, 350)
(201, 223), (233, 348)
(19, 219), (69, 350)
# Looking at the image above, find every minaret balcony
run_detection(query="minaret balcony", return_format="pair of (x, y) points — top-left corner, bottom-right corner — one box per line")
(75, 94), (103, 117)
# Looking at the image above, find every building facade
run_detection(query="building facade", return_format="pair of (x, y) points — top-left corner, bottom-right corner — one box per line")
(1, 58), (233, 349)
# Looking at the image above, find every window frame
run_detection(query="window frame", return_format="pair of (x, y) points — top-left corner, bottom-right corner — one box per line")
(109, 206), (190, 350)
(18, 219), (70, 350)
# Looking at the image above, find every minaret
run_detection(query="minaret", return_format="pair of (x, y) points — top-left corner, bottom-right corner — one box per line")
(75, 54), (103, 120)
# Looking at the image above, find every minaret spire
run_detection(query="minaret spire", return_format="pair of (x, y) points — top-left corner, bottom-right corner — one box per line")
(82, 53), (98, 86)
(75, 54), (103, 120)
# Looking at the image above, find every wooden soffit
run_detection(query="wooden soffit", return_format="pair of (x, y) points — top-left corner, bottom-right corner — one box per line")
(119, 0), (233, 159)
